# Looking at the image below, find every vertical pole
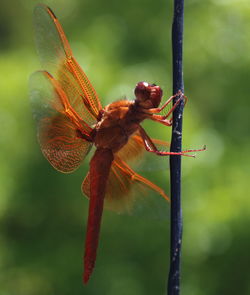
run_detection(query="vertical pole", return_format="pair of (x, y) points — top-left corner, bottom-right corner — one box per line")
(167, 0), (185, 294)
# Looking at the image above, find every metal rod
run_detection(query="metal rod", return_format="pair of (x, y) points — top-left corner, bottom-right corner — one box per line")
(167, 0), (185, 294)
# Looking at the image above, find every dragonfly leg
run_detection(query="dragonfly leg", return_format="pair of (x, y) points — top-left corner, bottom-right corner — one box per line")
(149, 115), (173, 126)
(146, 90), (187, 116)
(138, 126), (206, 158)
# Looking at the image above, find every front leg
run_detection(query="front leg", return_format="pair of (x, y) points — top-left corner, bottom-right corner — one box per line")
(143, 92), (188, 126)
(138, 125), (205, 157)
(146, 91), (187, 115)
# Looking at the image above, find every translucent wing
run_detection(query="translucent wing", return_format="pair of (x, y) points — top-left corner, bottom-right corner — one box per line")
(30, 71), (93, 173)
(82, 132), (170, 218)
(115, 131), (171, 174)
(82, 155), (169, 218)
(115, 131), (145, 162)
(116, 131), (170, 163)
(33, 4), (102, 125)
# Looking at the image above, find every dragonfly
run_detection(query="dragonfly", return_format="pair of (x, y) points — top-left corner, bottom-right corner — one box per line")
(30, 4), (205, 284)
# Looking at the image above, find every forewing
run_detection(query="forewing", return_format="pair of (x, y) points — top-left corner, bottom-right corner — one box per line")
(30, 71), (93, 173)
(33, 4), (102, 125)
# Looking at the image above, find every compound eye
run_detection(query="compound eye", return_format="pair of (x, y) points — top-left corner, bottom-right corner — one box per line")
(150, 86), (163, 107)
(134, 82), (150, 100)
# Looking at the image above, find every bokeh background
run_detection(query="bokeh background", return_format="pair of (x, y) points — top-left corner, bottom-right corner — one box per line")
(1, 0), (250, 294)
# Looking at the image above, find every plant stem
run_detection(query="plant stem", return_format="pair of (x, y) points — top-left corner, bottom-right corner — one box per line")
(167, 0), (185, 294)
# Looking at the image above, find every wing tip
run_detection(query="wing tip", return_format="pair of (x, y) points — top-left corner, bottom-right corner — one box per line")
(34, 3), (53, 14)
(34, 4), (58, 24)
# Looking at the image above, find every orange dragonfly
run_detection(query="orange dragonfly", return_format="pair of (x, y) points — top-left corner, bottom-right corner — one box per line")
(30, 4), (204, 284)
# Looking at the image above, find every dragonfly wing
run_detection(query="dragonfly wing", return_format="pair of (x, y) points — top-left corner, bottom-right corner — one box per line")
(82, 154), (169, 218)
(116, 131), (170, 163)
(30, 71), (93, 173)
(33, 4), (102, 126)
(115, 131), (145, 162)
(116, 130), (171, 174)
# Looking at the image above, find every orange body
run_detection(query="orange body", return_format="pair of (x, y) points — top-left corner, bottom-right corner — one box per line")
(30, 4), (203, 284)
(94, 100), (149, 151)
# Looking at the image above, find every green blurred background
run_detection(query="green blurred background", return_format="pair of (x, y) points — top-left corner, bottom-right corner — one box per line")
(1, 0), (250, 294)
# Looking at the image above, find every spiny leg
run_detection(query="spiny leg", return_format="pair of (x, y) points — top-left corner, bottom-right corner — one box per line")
(145, 91), (190, 126)
(149, 115), (173, 126)
(146, 90), (187, 116)
(138, 126), (206, 157)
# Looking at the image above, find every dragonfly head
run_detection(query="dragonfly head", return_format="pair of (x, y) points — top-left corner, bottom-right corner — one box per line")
(134, 82), (163, 108)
